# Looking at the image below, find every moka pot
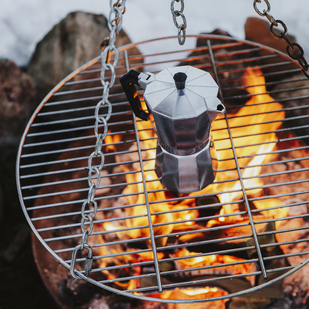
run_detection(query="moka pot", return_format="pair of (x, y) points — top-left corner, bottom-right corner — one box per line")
(120, 65), (225, 193)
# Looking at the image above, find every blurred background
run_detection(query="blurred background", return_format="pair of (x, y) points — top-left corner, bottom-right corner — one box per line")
(1, 0), (309, 66)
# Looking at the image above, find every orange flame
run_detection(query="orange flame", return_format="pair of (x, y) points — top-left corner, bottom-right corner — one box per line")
(204, 67), (285, 225)
(95, 67), (285, 296)
(155, 286), (228, 301)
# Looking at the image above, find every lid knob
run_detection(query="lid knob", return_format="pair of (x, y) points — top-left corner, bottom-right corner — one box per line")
(173, 72), (187, 90)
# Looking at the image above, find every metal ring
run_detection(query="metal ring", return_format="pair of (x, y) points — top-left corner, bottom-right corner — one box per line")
(87, 184), (96, 205)
(264, 12), (278, 27)
(94, 134), (103, 156)
(70, 243), (93, 279)
(88, 166), (101, 189)
(81, 214), (93, 234)
(81, 202), (90, 220)
(178, 27), (186, 45)
(81, 199), (98, 220)
(104, 100), (112, 122)
(101, 63), (116, 88)
(88, 151), (105, 173)
(102, 84), (110, 103)
(172, 11), (187, 30)
(102, 45), (119, 67)
(108, 5), (123, 33)
(95, 117), (108, 140)
(253, 0), (271, 16)
(171, 0), (184, 14)
(81, 230), (89, 250)
(270, 20), (288, 39)
(281, 33), (294, 49)
(113, 0), (126, 12)
(298, 56), (309, 71)
(286, 42), (304, 60)
(95, 100), (112, 124)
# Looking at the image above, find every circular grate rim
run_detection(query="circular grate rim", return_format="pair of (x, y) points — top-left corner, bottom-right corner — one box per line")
(16, 34), (309, 304)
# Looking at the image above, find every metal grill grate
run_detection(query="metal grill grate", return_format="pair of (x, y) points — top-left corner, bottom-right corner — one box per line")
(16, 35), (309, 303)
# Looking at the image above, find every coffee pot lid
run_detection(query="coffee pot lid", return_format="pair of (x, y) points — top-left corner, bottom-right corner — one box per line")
(143, 65), (221, 119)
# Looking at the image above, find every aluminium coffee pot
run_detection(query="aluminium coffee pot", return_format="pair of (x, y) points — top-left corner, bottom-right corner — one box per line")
(120, 65), (225, 193)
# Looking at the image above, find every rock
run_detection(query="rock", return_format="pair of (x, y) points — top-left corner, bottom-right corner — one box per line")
(28, 11), (139, 102)
(245, 17), (296, 55)
(245, 17), (299, 80)
(282, 264), (309, 308)
(0, 59), (36, 225)
(270, 73), (309, 144)
(0, 59), (36, 151)
(245, 17), (309, 144)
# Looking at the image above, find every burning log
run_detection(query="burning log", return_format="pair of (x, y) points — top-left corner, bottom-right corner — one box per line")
(170, 249), (257, 286)
(181, 220), (277, 259)
(148, 287), (229, 309)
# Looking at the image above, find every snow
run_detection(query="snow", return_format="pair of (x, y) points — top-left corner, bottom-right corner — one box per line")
(1, 0), (309, 67)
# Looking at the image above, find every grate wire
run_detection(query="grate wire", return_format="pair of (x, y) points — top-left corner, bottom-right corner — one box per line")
(16, 35), (309, 303)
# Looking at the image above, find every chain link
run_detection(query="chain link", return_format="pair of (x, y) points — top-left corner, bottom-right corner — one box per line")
(253, 0), (309, 78)
(171, 0), (187, 45)
(70, 0), (126, 280)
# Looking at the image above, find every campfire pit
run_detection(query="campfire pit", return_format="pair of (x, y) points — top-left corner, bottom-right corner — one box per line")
(17, 35), (309, 308)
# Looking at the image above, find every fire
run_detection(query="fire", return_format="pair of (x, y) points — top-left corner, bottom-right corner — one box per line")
(94, 67), (286, 298)
(104, 132), (122, 152)
(204, 67), (285, 226)
(174, 249), (217, 266)
(154, 286), (228, 301)
(183, 287), (218, 296)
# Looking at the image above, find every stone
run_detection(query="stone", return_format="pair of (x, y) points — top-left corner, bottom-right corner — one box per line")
(28, 11), (139, 102)
(245, 17), (298, 79)
(0, 58), (36, 232)
(0, 59), (36, 150)
(245, 17), (296, 55)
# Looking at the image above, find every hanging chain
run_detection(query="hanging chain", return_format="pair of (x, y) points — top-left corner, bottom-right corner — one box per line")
(171, 0), (187, 45)
(253, 0), (309, 78)
(70, 0), (126, 279)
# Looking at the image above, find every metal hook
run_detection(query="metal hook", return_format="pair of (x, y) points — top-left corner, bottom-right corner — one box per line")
(70, 243), (93, 279)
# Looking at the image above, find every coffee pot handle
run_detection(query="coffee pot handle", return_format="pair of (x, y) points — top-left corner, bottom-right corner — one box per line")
(120, 70), (150, 121)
